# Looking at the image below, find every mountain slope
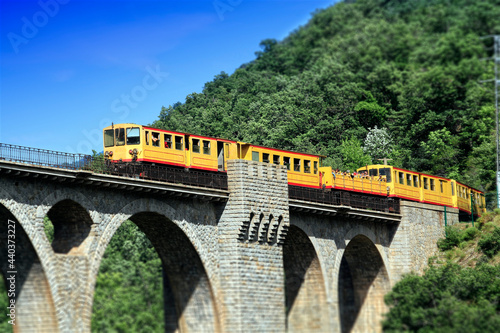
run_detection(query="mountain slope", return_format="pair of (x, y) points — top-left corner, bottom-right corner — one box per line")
(152, 0), (500, 201)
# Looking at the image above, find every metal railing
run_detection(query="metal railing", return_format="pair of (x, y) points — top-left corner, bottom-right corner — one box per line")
(0, 143), (227, 190)
(288, 185), (400, 214)
(100, 161), (228, 190)
(0, 143), (91, 170)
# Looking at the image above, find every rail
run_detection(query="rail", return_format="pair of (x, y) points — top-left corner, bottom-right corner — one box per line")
(100, 161), (228, 190)
(0, 143), (227, 190)
(0, 143), (91, 170)
(288, 185), (400, 214)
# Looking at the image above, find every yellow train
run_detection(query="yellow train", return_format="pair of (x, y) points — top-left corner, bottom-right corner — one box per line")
(103, 123), (323, 188)
(103, 123), (486, 216)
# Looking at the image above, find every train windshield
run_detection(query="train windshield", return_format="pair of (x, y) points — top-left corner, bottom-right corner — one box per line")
(104, 129), (114, 147)
(369, 168), (378, 176)
(127, 127), (140, 145)
(379, 168), (392, 182)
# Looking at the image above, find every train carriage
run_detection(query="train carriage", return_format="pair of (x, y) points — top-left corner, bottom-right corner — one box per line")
(238, 143), (323, 188)
(319, 166), (387, 196)
(357, 165), (486, 217)
(103, 123), (324, 188)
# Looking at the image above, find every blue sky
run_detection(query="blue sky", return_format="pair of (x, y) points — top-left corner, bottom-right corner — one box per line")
(1, 0), (336, 154)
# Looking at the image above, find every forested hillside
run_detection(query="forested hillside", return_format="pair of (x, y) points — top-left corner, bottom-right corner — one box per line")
(153, 0), (500, 205)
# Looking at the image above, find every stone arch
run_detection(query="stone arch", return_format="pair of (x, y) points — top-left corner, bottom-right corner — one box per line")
(338, 234), (391, 333)
(89, 198), (220, 332)
(283, 225), (328, 332)
(0, 202), (58, 332)
(45, 199), (94, 255)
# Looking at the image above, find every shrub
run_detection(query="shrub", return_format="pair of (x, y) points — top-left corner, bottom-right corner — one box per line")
(438, 226), (462, 251)
(462, 227), (479, 242)
(478, 227), (500, 257)
(383, 263), (500, 332)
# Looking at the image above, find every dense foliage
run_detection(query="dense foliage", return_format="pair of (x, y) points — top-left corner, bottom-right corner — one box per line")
(153, 0), (500, 205)
(383, 263), (500, 332)
(384, 213), (500, 332)
(91, 221), (164, 332)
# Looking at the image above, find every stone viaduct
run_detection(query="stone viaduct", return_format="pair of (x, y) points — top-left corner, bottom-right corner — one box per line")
(0, 158), (457, 332)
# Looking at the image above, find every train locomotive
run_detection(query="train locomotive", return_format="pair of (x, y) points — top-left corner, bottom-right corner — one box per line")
(103, 123), (486, 217)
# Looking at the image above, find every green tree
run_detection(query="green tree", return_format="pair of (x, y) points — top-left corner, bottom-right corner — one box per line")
(340, 136), (372, 171)
(91, 221), (164, 332)
(420, 128), (460, 177)
(384, 263), (500, 332)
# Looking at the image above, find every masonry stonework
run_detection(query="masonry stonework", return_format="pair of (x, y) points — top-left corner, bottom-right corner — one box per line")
(217, 160), (289, 332)
(0, 160), (459, 333)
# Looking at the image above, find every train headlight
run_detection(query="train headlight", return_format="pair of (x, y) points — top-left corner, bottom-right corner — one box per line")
(129, 149), (133, 155)
(109, 151), (113, 157)
(133, 148), (138, 154)
(105, 151), (109, 157)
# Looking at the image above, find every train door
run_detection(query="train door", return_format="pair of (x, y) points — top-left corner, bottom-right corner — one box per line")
(185, 134), (191, 167)
(217, 141), (224, 171)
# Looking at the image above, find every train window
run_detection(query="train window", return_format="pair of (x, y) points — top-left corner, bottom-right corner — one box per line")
(440, 180), (444, 193)
(192, 139), (200, 153)
(145, 131), (150, 145)
(304, 160), (311, 173)
(273, 155), (280, 165)
(126, 127), (140, 145)
(451, 182), (455, 196)
(413, 175), (419, 187)
(263, 153), (270, 163)
(115, 128), (125, 146)
(399, 172), (404, 185)
(430, 179), (435, 191)
(423, 178), (428, 190)
(293, 158), (301, 172)
(152, 132), (160, 147)
(164, 134), (172, 148)
(284, 157), (290, 170)
(314, 161), (318, 174)
(406, 174), (412, 186)
(104, 130), (114, 147)
(175, 136), (183, 150)
(379, 168), (391, 182)
(252, 151), (259, 161)
(203, 140), (211, 154)
(370, 169), (378, 177)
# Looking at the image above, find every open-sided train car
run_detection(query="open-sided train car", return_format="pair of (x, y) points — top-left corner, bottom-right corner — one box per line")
(319, 165), (388, 196)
